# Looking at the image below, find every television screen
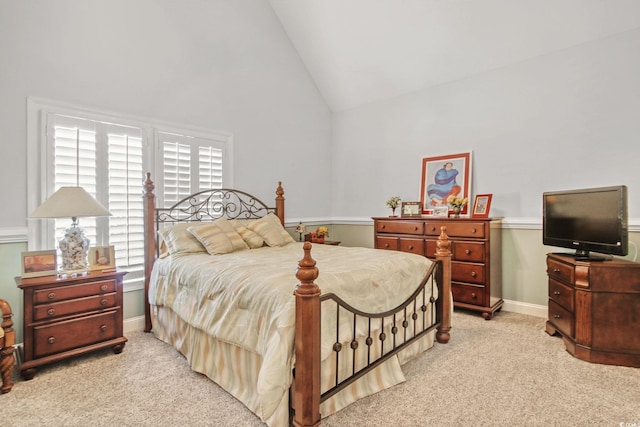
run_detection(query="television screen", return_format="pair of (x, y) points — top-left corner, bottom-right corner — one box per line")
(543, 185), (628, 259)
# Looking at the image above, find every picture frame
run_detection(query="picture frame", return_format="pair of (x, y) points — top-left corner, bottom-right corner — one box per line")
(420, 152), (472, 216)
(432, 205), (449, 217)
(89, 245), (116, 271)
(472, 194), (493, 218)
(401, 201), (422, 217)
(21, 250), (57, 278)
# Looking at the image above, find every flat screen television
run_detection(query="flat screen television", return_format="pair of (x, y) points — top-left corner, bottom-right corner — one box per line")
(542, 185), (628, 260)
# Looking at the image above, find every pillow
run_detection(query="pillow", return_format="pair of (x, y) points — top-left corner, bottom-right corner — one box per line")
(234, 225), (264, 249)
(247, 213), (295, 247)
(188, 218), (249, 255)
(158, 223), (207, 256)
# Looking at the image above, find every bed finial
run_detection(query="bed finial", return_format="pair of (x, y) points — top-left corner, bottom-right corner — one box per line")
(275, 181), (285, 226)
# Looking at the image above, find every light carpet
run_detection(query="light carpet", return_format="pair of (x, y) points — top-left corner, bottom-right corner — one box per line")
(2, 311), (639, 426)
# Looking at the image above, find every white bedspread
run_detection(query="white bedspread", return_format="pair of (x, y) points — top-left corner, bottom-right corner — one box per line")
(149, 242), (433, 422)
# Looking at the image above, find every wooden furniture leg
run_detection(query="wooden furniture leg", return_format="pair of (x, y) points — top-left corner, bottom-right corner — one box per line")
(0, 299), (16, 393)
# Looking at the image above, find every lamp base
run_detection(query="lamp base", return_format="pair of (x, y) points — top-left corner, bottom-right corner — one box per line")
(58, 224), (90, 272)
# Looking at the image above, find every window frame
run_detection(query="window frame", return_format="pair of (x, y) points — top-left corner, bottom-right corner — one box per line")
(27, 97), (234, 291)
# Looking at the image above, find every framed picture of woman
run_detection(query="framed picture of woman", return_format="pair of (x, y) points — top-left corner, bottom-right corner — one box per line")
(420, 152), (472, 215)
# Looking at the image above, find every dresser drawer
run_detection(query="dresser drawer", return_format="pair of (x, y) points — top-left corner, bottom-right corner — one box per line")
(34, 279), (116, 304)
(376, 220), (424, 235)
(376, 236), (398, 250)
(548, 300), (573, 338)
(548, 278), (574, 311)
(547, 258), (574, 284)
(452, 241), (485, 263)
(33, 293), (117, 321)
(452, 261), (485, 285)
(452, 283), (485, 306)
(33, 311), (119, 358)
(399, 238), (424, 255)
(425, 221), (486, 238)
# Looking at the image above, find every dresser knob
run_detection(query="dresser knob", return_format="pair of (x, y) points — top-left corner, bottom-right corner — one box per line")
(471, 293), (477, 299)
(414, 226), (418, 231)
(471, 228), (477, 233)
(100, 325), (108, 332)
(408, 245), (414, 250)
(553, 291), (561, 296)
(48, 336), (56, 344)
(48, 292), (56, 300)
(380, 225), (386, 229)
(465, 249), (471, 255)
(471, 271), (477, 277)
(100, 299), (108, 306)
(47, 309), (55, 317)
(100, 284), (108, 292)
(431, 227), (436, 232)
(554, 314), (561, 319)
(553, 268), (560, 273)
(384, 243), (389, 248)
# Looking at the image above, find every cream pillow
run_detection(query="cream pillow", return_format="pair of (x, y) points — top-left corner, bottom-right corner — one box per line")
(188, 218), (248, 255)
(158, 223), (207, 256)
(247, 213), (295, 247)
(235, 225), (265, 249)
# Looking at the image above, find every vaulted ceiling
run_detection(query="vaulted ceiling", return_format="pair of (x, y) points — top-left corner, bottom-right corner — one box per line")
(268, 0), (640, 112)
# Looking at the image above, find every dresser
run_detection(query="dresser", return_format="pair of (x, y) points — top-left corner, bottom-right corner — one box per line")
(373, 217), (503, 319)
(17, 270), (128, 380)
(545, 253), (640, 367)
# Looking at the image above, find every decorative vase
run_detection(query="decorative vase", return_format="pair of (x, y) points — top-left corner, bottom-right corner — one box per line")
(390, 207), (397, 217)
(452, 206), (461, 218)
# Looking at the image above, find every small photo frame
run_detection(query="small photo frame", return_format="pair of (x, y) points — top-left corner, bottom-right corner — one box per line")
(401, 201), (422, 217)
(89, 245), (116, 271)
(432, 205), (449, 217)
(22, 250), (57, 278)
(472, 194), (493, 218)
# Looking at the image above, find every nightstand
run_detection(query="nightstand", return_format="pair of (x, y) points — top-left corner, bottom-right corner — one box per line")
(16, 270), (128, 380)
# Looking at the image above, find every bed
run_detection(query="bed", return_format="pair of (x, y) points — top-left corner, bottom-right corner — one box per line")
(142, 173), (452, 426)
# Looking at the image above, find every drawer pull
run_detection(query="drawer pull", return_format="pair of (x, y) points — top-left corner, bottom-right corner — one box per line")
(471, 293), (477, 299)
(384, 243), (390, 248)
(100, 284), (108, 292)
(471, 228), (477, 233)
(380, 225), (386, 229)
(465, 249), (471, 255)
(48, 336), (56, 344)
(553, 291), (561, 296)
(430, 227), (436, 232)
(554, 314), (561, 319)
(408, 245), (414, 250)
(471, 271), (477, 277)
(413, 226), (418, 231)
(100, 299), (108, 306)
(48, 292), (56, 300)
(47, 309), (55, 317)
(100, 325), (108, 332)
(553, 268), (560, 273)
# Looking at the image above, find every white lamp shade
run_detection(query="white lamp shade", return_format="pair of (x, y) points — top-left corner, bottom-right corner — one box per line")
(29, 187), (111, 219)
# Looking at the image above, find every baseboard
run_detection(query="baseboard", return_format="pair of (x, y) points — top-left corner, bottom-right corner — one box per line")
(124, 315), (146, 333)
(502, 299), (547, 318)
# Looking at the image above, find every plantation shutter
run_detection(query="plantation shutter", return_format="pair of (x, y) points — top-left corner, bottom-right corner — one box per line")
(159, 131), (225, 207)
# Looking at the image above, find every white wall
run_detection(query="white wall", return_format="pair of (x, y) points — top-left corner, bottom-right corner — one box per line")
(331, 28), (640, 220)
(0, 0), (332, 229)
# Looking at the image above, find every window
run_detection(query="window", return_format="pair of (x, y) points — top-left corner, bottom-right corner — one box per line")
(27, 98), (233, 291)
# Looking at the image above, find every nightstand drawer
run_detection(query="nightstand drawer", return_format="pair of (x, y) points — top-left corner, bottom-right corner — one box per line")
(452, 261), (485, 285)
(452, 283), (484, 305)
(33, 311), (118, 358)
(33, 293), (117, 321)
(425, 221), (486, 238)
(452, 241), (485, 263)
(34, 279), (116, 304)
(548, 278), (574, 311)
(376, 220), (424, 235)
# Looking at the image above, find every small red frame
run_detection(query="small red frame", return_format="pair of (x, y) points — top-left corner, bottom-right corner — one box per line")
(472, 194), (492, 218)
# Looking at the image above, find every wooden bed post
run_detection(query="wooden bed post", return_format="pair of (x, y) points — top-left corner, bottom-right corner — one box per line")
(143, 172), (155, 333)
(292, 242), (321, 427)
(275, 181), (285, 226)
(435, 226), (452, 344)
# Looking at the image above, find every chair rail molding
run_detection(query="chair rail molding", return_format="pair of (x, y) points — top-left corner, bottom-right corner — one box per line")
(0, 227), (28, 244)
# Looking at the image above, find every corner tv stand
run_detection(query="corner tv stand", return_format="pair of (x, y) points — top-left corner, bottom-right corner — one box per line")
(545, 253), (640, 367)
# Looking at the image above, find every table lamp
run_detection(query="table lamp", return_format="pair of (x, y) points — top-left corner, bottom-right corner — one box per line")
(29, 187), (111, 273)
